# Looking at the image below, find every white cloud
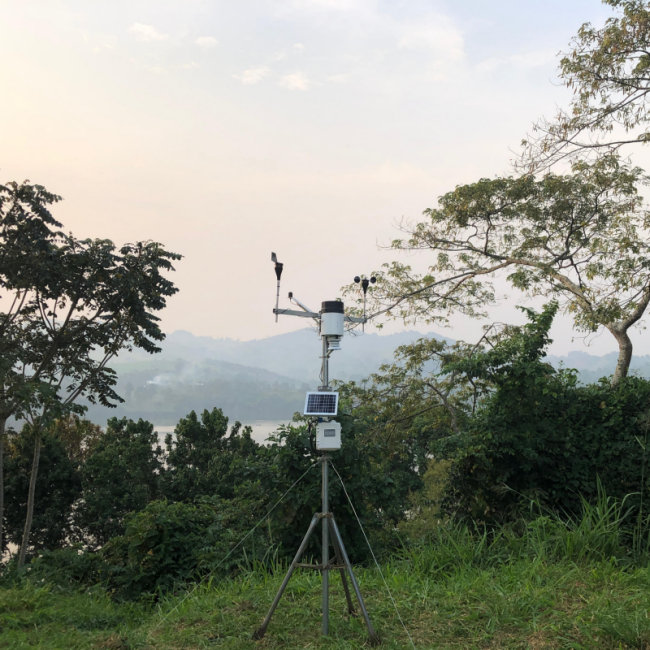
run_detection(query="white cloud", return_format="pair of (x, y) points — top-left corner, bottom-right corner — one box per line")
(327, 73), (350, 83)
(279, 72), (311, 90)
(292, 0), (367, 10)
(397, 17), (464, 61)
(144, 64), (166, 75)
(234, 66), (270, 85)
(195, 36), (218, 49)
(477, 49), (556, 73)
(273, 42), (305, 62)
(128, 23), (168, 42)
(82, 32), (117, 53)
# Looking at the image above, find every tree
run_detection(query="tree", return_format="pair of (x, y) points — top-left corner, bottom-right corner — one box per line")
(74, 418), (164, 548)
(339, 336), (490, 464)
(522, 0), (650, 170)
(441, 303), (650, 524)
(52, 414), (103, 465)
(364, 155), (650, 385)
(0, 180), (180, 565)
(4, 422), (82, 552)
(161, 408), (261, 503)
(1, 415), (101, 557)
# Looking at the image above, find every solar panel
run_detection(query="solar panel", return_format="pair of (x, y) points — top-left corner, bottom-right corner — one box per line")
(304, 391), (339, 416)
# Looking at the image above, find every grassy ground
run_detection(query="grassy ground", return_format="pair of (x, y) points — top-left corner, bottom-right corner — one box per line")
(1, 554), (649, 649)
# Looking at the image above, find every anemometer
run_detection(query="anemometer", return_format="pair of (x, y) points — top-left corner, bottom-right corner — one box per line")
(253, 252), (379, 644)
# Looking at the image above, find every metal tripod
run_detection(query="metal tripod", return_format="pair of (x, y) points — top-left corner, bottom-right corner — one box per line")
(253, 455), (379, 644)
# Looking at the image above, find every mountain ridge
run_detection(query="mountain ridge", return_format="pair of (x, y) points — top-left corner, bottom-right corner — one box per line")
(82, 328), (650, 427)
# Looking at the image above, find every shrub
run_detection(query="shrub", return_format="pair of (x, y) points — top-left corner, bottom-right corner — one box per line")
(18, 546), (104, 588)
(100, 495), (271, 599)
(441, 304), (650, 530)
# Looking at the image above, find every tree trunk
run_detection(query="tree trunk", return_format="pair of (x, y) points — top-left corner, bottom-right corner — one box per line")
(0, 418), (5, 558)
(609, 326), (633, 387)
(18, 430), (41, 568)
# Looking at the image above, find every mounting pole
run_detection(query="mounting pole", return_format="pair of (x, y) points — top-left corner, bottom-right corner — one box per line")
(321, 453), (330, 635)
(320, 336), (329, 391)
(320, 330), (331, 635)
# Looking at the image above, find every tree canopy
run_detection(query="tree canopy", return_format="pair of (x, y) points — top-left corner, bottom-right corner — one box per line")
(362, 155), (650, 384)
(0, 180), (180, 563)
(522, 0), (650, 169)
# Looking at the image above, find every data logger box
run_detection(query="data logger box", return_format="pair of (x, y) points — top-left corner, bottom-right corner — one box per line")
(316, 420), (341, 451)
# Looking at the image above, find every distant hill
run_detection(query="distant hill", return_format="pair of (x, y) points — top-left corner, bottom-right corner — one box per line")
(83, 328), (650, 427)
(83, 328), (434, 426)
(546, 350), (650, 384)
(127, 328), (441, 384)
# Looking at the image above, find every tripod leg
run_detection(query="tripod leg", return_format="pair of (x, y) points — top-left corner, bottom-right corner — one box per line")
(253, 514), (320, 640)
(329, 516), (380, 645)
(327, 518), (356, 615)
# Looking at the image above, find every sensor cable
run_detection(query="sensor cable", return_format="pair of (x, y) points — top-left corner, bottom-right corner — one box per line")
(330, 461), (417, 650)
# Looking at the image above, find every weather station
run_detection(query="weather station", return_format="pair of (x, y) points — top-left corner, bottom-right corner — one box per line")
(253, 253), (379, 644)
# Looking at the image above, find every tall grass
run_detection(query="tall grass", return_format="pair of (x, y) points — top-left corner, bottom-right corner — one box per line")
(2, 495), (650, 648)
(400, 486), (650, 575)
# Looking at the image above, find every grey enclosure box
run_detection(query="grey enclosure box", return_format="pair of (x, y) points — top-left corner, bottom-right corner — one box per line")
(316, 420), (341, 451)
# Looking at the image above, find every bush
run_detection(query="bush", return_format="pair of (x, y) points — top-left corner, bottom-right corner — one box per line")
(441, 304), (650, 530)
(17, 547), (104, 588)
(262, 414), (421, 564)
(4, 427), (81, 554)
(75, 417), (164, 548)
(100, 495), (272, 599)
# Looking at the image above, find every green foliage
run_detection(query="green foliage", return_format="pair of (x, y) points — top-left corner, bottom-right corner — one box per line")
(397, 459), (452, 541)
(74, 418), (164, 548)
(403, 485), (647, 575)
(9, 546), (105, 589)
(0, 180), (181, 421)
(161, 407), (262, 503)
(51, 414), (103, 464)
(97, 406), (423, 593)
(339, 336), (486, 463)
(442, 304), (650, 526)
(3, 424), (81, 553)
(525, 0), (650, 166)
(2, 508), (650, 648)
(0, 581), (146, 648)
(0, 179), (180, 564)
(264, 415), (421, 563)
(100, 496), (271, 599)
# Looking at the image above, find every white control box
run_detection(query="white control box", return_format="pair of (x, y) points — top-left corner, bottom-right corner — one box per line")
(316, 420), (341, 451)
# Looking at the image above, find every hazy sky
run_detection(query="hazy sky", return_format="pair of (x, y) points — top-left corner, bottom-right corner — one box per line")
(2, 0), (647, 356)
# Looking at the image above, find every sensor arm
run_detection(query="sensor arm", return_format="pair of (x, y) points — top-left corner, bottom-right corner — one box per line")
(273, 308), (319, 319)
(290, 294), (316, 314)
(270, 253), (373, 326)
